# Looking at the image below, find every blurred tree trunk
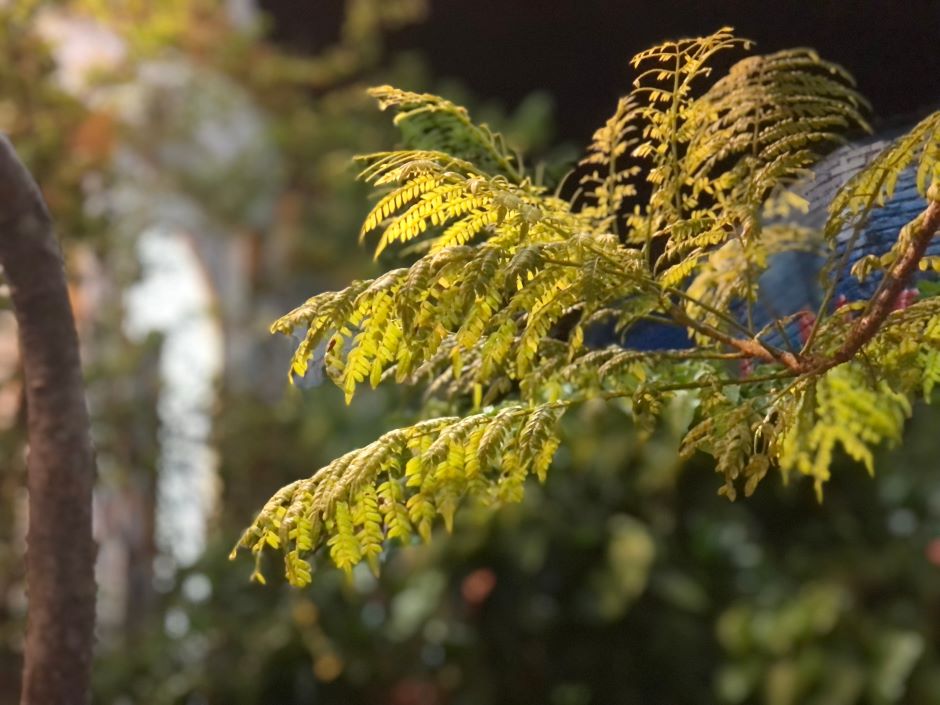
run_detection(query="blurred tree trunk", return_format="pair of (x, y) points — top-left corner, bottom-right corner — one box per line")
(0, 137), (96, 705)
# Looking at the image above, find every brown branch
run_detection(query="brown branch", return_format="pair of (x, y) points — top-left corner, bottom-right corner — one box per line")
(665, 195), (940, 378)
(0, 137), (97, 705)
(666, 303), (803, 372)
(803, 196), (940, 375)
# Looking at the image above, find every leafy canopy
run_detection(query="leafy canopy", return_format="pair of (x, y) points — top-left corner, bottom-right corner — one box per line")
(234, 28), (940, 586)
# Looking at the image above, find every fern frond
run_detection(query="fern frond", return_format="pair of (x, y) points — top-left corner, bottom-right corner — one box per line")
(357, 149), (477, 185)
(577, 96), (642, 229)
(281, 224), (655, 402)
(629, 27), (750, 225)
(827, 111), (940, 240)
(357, 153), (565, 257)
(689, 49), (868, 203)
(681, 396), (766, 500)
(777, 364), (911, 498)
(368, 85), (524, 180)
(234, 404), (565, 585)
(654, 49), (865, 276)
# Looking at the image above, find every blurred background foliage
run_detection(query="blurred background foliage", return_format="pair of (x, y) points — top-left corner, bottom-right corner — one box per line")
(0, 1), (939, 704)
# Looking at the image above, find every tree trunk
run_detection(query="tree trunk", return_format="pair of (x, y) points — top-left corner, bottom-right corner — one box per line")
(0, 136), (97, 705)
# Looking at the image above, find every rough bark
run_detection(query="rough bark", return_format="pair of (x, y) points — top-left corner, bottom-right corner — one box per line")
(0, 136), (96, 705)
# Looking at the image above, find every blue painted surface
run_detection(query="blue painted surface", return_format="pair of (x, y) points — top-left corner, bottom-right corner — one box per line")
(619, 129), (936, 351)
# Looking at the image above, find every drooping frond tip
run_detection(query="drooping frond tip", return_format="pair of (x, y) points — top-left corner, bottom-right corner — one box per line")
(233, 404), (564, 585)
(366, 86), (524, 181)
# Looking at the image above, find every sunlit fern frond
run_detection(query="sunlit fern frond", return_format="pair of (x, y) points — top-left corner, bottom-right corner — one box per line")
(576, 96), (643, 231)
(235, 404), (565, 585)
(274, 232), (650, 404)
(629, 27), (749, 224)
(356, 160), (564, 257)
(828, 111), (940, 241)
(688, 48), (869, 205)
(368, 85), (524, 181)
(650, 47), (867, 286)
(776, 363), (911, 499)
